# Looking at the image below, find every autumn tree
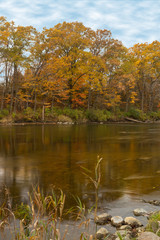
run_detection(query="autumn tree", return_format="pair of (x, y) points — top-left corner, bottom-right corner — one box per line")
(45, 22), (93, 108)
(132, 41), (160, 112)
(101, 39), (127, 110)
(0, 17), (35, 112)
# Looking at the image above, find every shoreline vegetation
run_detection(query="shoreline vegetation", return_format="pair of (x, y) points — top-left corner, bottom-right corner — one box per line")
(1, 184), (160, 240)
(1, 107), (160, 125)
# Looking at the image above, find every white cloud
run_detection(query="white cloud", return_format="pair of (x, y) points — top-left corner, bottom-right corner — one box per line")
(0, 0), (159, 47)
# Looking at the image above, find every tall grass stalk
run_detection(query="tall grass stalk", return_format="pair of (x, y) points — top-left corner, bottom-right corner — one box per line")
(81, 156), (102, 221)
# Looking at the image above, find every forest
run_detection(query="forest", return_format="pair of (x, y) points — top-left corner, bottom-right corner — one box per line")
(0, 16), (160, 122)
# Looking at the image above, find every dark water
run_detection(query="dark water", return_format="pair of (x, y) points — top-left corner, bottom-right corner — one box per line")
(1, 123), (160, 213)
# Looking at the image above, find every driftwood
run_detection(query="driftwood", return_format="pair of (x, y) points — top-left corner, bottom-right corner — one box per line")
(125, 117), (143, 123)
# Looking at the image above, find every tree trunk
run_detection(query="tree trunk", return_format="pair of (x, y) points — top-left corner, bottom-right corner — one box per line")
(141, 82), (145, 112)
(42, 103), (45, 122)
(10, 63), (18, 113)
(88, 87), (91, 110)
(125, 92), (129, 112)
(68, 78), (73, 108)
(1, 84), (5, 110)
(34, 93), (37, 112)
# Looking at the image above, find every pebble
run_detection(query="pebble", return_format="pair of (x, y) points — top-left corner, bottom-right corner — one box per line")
(95, 213), (112, 225)
(137, 231), (160, 240)
(95, 227), (109, 239)
(111, 216), (124, 227)
(124, 216), (142, 227)
(133, 208), (148, 216)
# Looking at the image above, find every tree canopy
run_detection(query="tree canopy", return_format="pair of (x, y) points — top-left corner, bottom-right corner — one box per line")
(0, 17), (160, 113)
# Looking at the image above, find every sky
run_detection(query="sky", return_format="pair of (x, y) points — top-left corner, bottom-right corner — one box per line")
(0, 0), (160, 47)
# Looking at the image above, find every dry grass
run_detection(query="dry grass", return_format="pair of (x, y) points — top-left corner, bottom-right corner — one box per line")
(0, 185), (95, 240)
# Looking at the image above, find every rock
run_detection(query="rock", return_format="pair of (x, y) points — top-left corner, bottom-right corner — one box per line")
(136, 226), (145, 233)
(149, 200), (160, 206)
(111, 216), (124, 227)
(115, 228), (132, 240)
(103, 234), (116, 240)
(143, 199), (160, 206)
(133, 208), (148, 216)
(137, 231), (160, 240)
(118, 225), (132, 230)
(115, 232), (130, 240)
(95, 213), (112, 225)
(124, 216), (142, 227)
(95, 227), (109, 239)
(115, 230), (126, 237)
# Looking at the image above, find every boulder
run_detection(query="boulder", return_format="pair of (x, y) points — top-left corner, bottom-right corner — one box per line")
(115, 230), (127, 237)
(118, 225), (132, 230)
(115, 228), (132, 240)
(95, 227), (109, 239)
(133, 208), (148, 216)
(136, 227), (145, 233)
(137, 232), (160, 240)
(124, 216), (142, 227)
(95, 213), (112, 225)
(111, 216), (124, 227)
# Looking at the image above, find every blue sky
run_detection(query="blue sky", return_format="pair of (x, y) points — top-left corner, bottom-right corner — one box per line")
(0, 0), (160, 47)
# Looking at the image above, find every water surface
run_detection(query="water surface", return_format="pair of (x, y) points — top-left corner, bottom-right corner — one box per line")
(0, 123), (160, 211)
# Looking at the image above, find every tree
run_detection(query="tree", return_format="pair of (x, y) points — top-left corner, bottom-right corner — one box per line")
(45, 22), (92, 108)
(0, 17), (35, 112)
(132, 41), (160, 112)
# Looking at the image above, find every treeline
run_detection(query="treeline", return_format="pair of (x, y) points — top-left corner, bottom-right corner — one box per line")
(0, 16), (160, 119)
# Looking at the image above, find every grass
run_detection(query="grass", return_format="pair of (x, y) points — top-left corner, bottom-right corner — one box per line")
(0, 157), (103, 240)
(81, 156), (102, 222)
(146, 211), (160, 236)
(0, 185), (69, 239)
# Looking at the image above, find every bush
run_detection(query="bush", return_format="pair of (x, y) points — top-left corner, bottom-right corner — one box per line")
(149, 111), (160, 120)
(63, 108), (84, 121)
(12, 108), (42, 122)
(86, 109), (112, 122)
(1, 109), (9, 116)
(50, 107), (85, 122)
(34, 108), (41, 121)
(0, 108), (9, 120)
(44, 108), (57, 121)
(125, 108), (147, 121)
(57, 114), (73, 123)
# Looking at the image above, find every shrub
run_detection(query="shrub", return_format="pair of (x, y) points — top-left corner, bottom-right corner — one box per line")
(63, 108), (84, 121)
(125, 108), (147, 121)
(86, 109), (112, 122)
(57, 115), (73, 123)
(0, 113), (3, 120)
(22, 107), (41, 122)
(23, 107), (34, 122)
(1, 109), (9, 116)
(0, 109), (9, 120)
(34, 108), (41, 121)
(149, 111), (160, 121)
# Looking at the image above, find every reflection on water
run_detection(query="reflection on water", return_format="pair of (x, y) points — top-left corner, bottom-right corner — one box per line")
(0, 123), (160, 208)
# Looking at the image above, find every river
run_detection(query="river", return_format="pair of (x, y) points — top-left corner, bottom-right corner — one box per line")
(0, 123), (160, 237)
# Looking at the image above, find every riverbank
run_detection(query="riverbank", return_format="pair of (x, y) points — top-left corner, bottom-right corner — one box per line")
(1, 185), (160, 240)
(1, 107), (160, 125)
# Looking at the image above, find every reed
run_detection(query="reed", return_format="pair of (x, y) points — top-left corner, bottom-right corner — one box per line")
(0, 156), (103, 240)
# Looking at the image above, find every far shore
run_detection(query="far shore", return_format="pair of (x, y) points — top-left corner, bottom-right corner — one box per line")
(0, 118), (160, 126)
